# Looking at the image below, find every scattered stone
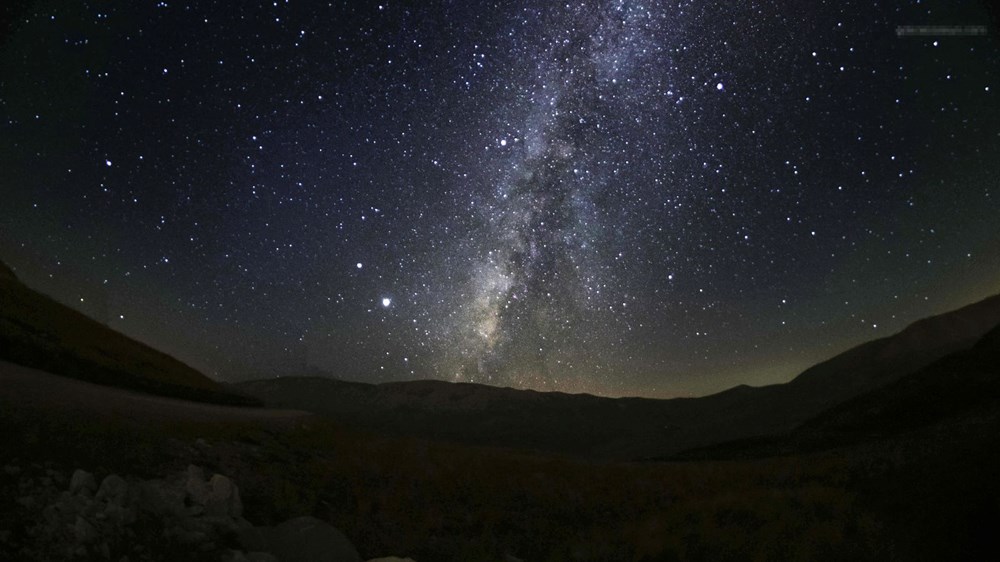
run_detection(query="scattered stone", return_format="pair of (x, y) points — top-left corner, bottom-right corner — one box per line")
(187, 504), (205, 516)
(103, 501), (136, 526)
(95, 474), (129, 505)
(2, 464), (21, 476)
(46, 469), (66, 486)
(69, 469), (97, 495)
(206, 473), (242, 518)
(16, 495), (37, 509)
(72, 515), (97, 543)
(8, 464), (362, 562)
(41, 504), (61, 525)
(176, 527), (208, 545)
(367, 558), (418, 562)
(137, 479), (185, 518)
(184, 465), (209, 506)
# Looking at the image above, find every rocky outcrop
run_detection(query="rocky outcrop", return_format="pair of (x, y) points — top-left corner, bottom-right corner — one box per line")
(2, 463), (416, 562)
(6, 465), (252, 560)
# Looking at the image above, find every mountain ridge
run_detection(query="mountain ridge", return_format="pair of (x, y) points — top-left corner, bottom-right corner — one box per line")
(238, 292), (1000, 459)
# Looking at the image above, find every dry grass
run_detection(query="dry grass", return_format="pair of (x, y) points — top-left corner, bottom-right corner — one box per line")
(184, 418), (890, 561)
(4, 374), (995, 561)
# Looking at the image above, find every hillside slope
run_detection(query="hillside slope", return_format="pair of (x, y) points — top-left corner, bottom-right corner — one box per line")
(672, 320), (1000, 459)
(799, 322), (1000, 438)
(0, 260), (258, 406)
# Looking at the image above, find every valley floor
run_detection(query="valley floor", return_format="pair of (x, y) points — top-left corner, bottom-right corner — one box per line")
(2, 361), (998, 561)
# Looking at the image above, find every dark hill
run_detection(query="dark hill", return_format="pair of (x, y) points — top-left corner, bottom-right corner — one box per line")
(670, 321), (1000, 460)
(798, 322), (1000, 439)
(780, 293), (1000, 415)
(664, 323), (1000, 561)
(238, 293), (1000, 459)
(0, 260), (259, 406)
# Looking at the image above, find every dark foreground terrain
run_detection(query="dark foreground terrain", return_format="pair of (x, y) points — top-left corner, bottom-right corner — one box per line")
(3, 354), (999, 561)
(1, 260), (998, 560)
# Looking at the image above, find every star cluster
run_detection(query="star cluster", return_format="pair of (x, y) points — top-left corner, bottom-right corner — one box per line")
(1, 1), (998, 397)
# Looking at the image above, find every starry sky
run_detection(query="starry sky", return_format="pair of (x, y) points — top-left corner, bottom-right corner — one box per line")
(2, 0), (999, 398)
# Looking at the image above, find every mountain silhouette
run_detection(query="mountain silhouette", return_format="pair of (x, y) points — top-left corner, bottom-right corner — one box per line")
(238, 293), (1000, 459)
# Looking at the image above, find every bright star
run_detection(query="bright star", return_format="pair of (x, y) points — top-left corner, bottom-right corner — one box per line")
(382, 297), (391, 307)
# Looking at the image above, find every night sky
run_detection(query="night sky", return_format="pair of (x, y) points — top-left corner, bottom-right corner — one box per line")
(2, 1), (998, 398)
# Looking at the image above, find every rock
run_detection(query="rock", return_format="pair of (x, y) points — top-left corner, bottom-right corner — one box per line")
(42, 504), (62, 525)
(243, 516), (361, 562)
(182, 514), (232, 537)
(72, 515), (98, 543)
(137, 479), (185, 517)
(177, 528), (208, 545)
(238, 526), (269, 553)
(205, 473), (242, 518)
(232, 516), (254, 534)
(46, 468), (66, 486)
(69, 469), (97, 495)
(103, 502), (137, 525)
(184, 465), (209, 506)
(2, 464), (20, 476)
(16, 495), (37, 509)
(48, 490), (91, 524)
(367, 558), (418, 562)
(14, 465), (266, 560)
(96, 474), (129, 505)
(166, 523), (209, 546)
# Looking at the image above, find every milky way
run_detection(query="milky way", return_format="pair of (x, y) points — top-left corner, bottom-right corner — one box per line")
(2, 1), (999, 396)
(450, 2), (665, 387)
